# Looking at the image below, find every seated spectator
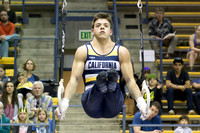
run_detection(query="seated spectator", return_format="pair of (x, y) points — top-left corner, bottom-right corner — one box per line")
(0, 9), (19, 57)
(1, 81), (23, 123)
(132, 101), (163, 133)
(187, 25), (200, 72)
(2, 0), (16, 24)
(148, 7), (178, 59)
(191, 78), (200, 115)
(16, 72), (33, 100)
(174, 115), (192, 133)
(0, 64), (10, 94)
(25, 81), (53, 121)
(22, 59), (40, 83)
(32, 109), (52, 133)
(12, 107), (32, 133)
(0, 102), (10, 133)
(166, 57), (195, 115)
(137, 67), (151, 90)
(144, 74), (162, 114)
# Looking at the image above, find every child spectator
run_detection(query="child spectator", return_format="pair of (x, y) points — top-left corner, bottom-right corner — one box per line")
(22, 59), (39, 83)
(12, 107), (32, 133)
(144, 74), (163, 114)
(2, 0), (16, 24)
(17, 72), (33, 100)
(33, 109), (52, 133)
(1, 81), (23, 123)
(0, 64), (10, 94)
(137, 67), (151, 90)
(0, 101), (10, 133)
(174, 115), (193, 133)
(187, 25), (200, 71)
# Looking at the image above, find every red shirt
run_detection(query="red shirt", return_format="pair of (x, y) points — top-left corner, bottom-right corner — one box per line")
(0, 21), (15, 36)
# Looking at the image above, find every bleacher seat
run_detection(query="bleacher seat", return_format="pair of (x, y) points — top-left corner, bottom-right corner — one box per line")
(5, 69), (14, 77)
(172, 23), (200, 28)
(0, 57), (14, 64)
(118, 114), (200, 122)
(149, 12), (200, 18)
(107, 1), (200, 7)
(120, 130), (200, 133)
(162, 71), (200, 78)
(156, 59), (190, 66)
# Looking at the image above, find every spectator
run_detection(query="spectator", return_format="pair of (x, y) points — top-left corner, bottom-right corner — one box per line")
(148, 7), (178, 59)
(191, 78), (200, 115)
(0, 102), (10, 133)
(144, 74), (163, 114)
(22, 59), (40, 83)
(25, 81), (53, 121)
(174, 115), (192, 133)
(132, 101), (163, 133)
(32, 109), (52, 133)
(166, 57), (195, 115)
(0, 64), (10, 94)
(16, 72), (33, 100)
(0, 9), (19, 57)
(1, 81), (23, 123)
(187, 25), (200, 72)
(2, 0), (16, 24)
(12, 107), (32, 133)
(137, 67), (151, 90)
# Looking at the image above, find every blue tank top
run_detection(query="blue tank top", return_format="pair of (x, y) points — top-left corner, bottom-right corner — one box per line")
(194, 34), (200, 47)
(83, 42), (122, 91)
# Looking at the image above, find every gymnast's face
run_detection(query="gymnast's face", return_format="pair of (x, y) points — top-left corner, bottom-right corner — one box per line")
(92, 19), (113, 39)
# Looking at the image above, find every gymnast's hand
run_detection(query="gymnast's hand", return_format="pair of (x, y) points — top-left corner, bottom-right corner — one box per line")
(136, 97), (151, 120)
(55, 98), (69, 120)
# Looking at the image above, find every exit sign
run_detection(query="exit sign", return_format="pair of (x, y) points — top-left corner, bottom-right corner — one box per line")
(79, 30), (93, 41)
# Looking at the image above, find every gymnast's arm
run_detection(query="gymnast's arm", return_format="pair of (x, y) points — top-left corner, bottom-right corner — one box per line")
(119, 46), (142, 100)
(64, 45), (87, 100)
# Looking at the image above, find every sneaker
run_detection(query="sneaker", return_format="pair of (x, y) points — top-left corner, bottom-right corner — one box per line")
(96, 71), (108, 93)
(168, 110), (175, 115)
(107, 68), (118, 92)
(188, 110), (195, 115)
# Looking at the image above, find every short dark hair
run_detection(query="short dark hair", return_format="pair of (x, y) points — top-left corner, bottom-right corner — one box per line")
(150, 101), (161, 111)
(92, 12), (112, 29)
(0, 8), (8, 14)
(155, 7), (165, 13)
(179, 115), (190, 123)
(173, 57), (184, 65)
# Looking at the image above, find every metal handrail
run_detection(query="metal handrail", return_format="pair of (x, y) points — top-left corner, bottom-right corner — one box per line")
(129, 124), (200, 133)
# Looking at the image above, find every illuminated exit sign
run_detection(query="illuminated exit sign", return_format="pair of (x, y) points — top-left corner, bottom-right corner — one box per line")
(79, 30), (93, 41)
